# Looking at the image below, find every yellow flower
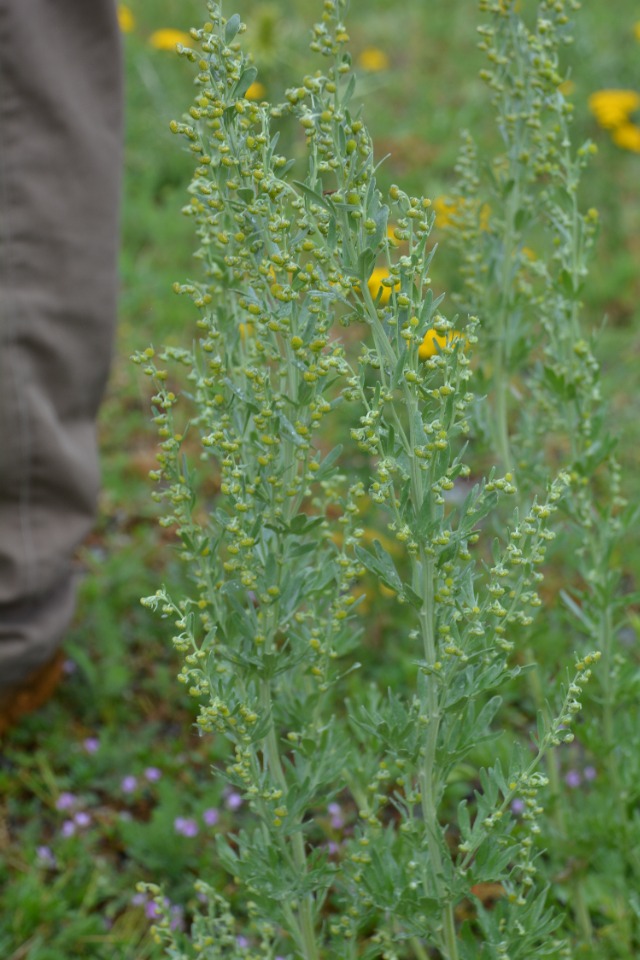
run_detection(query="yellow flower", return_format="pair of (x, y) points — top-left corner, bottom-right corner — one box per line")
(245, 81), (267, 101)
(479, 203), (491, 231)
(611, 122), (640, 153)
(357, 47), (389, 72)
(418, 329), (465, 361)
(148, 28), (192, 51)
(117, 4), (135, 33)
(634, 21), (640, 42)
(588, 89), (640, 129)
(367, 267), (399, 305)
(386, 225), (398, 246)
(433, 196), (490, 231)
(432, 196), (460, 227)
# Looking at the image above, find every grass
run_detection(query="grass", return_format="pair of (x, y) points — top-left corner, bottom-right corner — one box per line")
(1, 0), (639, 957)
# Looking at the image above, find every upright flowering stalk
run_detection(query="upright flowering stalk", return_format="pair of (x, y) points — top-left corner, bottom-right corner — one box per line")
(445, 0), (597, 485)
(446, 0), (636, 950)
(136, 2), (599, 957)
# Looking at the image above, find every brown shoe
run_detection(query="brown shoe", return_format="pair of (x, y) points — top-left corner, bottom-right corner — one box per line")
(0, 650), (65, 736)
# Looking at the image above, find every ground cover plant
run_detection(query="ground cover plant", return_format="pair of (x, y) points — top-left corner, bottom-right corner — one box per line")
(1, 1), (639, 958)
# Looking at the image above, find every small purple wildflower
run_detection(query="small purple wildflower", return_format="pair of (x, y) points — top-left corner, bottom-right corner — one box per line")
(511, 798), (525, 816)
(61, 820), (76, 838)
(131, 892), (147, 907)
(36, 845), (56, 867)
(144, 896), (182, 929)
(83, 737), (100, 754)
(174, 816), (199, 838)
(565, 770), (582, 788)
(63, 658), (77, 675)
(73, 811), (91, 828)
(56, 791), (77, 811)
(121, 775), (138, 793)
(202, 807), (219, 827)
(225, 791), (243, 811)
(583, 765), (597, 782)
(144, 766), (162, 782)
(328, 802), (344, 829)
(145, 899), (165, 921)
(236, 936), (250, 949)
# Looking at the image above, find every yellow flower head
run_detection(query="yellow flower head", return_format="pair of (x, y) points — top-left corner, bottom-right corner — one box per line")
(432, 196), (460, 228)
(117, 4), (135, 33)
(479, 203), (491, 231)
(634, 21), (640, 42)
(367, 267), (399, 305)
(239, 322), (255, 342)
(148, 28), (192, 51)
(245, 81), (267, 101)
(386, 224), (402, 247)
(611, 122), (640, 153)
(433, 196), (490, 231)
(588, 89), (640, 130)
(357, 47), (390, 72)
(418, 329), (465, 361)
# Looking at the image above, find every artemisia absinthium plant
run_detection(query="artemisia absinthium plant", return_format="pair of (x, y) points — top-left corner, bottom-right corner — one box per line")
(134, 2), (599, 957)
(444, 1), (637, 953)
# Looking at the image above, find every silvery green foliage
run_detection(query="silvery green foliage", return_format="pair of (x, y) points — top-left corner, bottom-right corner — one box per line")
(446, 1), (639, 951)
(447, 0), (600, 486)
(135, 2), (600, 957)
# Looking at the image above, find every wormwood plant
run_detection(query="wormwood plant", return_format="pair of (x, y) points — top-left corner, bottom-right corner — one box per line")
(135, 2), (602, 957)
(445, 2), (639, 952)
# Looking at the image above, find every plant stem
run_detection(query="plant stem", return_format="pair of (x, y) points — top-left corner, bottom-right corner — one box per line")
(389, 348), (460, 960)
(600, 604), (616, 781)
(410, 936), (430, 960)
(544, 696), (593, 944)
(494, 365), (514, 480)
(260, 680), (319, 960)
(417, 551), (459, 960)
(572, 880), (593, 945)
(492, 170), (520, 481)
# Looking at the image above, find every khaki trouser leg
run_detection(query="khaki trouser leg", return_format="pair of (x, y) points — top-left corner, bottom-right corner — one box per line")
(0, 0), (123, 688)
